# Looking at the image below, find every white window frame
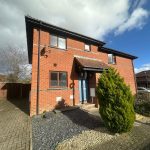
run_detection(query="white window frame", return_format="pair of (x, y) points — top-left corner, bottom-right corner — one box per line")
(84, 44), (90, 51)
(58, 37), (66, 49)
(50, 35), (57, 47)
(50, 34), (66, 50)
(108, 54), (116, 64)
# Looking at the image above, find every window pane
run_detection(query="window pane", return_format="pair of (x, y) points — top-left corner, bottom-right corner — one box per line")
(108, 54), (116, 64)
(112, 55), (116, 64)
(51, 72), (58, 86)
(108, 54), (113, 63)
(59, 72), (67, 86)
(50, 35), (57, 47)
(58, 37), (66, 49)
(85, 44), (90, 51)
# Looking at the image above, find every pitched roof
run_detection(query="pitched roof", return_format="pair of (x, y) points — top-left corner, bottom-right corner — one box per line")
(25, 16), (105, 45)
(25, 16), (105, 63)
(25, 16), (137, 64)
(136, 70), (150, 77)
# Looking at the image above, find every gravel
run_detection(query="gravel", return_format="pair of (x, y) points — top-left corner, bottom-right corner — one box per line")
(56, 127), (115, 150)
(56, 119), (150, 150)
(32, 108), (150, 150)
(32, 108), (103, 150)
(89, 123), (150, 150)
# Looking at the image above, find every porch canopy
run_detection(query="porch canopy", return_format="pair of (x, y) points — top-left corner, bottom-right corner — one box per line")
(75, 57), (109, 73)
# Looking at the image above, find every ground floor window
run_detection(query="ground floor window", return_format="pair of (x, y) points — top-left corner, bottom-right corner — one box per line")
(49, 71), (67, 88)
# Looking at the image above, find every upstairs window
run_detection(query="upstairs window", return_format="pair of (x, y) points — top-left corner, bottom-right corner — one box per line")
(84, 44), (90, 51)
(58, 37), (66, 49)
(108, 54), (116, 64)
(50, 71), (67, 88)
(50, 35), (57, 47)
(50, 34), (66, 49)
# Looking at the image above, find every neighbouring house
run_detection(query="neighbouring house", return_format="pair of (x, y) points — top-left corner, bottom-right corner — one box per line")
(136, 70), (150, 89)
(25, 16), (137, 116)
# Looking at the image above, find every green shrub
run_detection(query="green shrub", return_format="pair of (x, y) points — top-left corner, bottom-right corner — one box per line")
(42, 110), (47, 118)
(135, 102), (150, 116)
(96, 68), (135, 133)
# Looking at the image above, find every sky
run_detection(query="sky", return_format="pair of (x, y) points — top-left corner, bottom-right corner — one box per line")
(0, 0), (150, 73)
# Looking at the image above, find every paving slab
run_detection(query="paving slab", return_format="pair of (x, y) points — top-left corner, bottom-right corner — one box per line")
(0, 99), (30, 150)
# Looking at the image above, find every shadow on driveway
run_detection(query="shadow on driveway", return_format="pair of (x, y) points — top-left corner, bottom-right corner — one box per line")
(62, 108), (104, 129)
(7, 98), (30, 115)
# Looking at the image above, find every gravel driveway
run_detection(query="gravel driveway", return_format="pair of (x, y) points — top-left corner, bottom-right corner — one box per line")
(32, 108), (103, 150)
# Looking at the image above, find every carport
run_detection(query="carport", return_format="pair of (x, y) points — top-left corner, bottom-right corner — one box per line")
(0, 82), (31, 115)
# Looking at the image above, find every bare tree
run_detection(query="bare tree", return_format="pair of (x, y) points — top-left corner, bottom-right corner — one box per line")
(0, 46), (31, 83)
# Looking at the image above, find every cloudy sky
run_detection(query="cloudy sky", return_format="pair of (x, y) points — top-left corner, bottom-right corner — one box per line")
(0, 0), (150, 73)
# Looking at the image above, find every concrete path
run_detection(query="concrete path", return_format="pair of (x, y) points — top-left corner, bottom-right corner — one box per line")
(0, 99), (30, 150)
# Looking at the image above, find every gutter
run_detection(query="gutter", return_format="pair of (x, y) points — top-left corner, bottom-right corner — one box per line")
(25, 15), (105, 46)
(101, 47), (138, 60)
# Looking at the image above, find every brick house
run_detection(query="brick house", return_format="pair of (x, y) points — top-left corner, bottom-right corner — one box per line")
(136, 70), (150, 89)
(25, 16), (137, 116)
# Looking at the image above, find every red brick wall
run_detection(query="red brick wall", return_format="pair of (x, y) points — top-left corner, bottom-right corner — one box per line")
(0, 82), (7, 99)
(30, 29), (136, 116)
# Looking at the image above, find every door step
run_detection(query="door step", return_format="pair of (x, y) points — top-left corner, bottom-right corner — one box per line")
(78, 103), (100, 117)
(88, 107), (99, 117)
(79, 103), (96, 110)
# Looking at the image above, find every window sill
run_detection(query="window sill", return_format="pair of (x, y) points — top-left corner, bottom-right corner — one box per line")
(84, 50), (91, 52)
(108, 62), (116, 65)
(49, 46), (67, 51)
(48, 87), (68, 90)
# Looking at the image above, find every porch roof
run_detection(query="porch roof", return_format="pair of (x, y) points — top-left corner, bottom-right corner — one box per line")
(75, 57), (109, 72)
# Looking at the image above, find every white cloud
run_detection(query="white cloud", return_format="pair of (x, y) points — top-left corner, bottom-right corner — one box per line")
(0, 0), (149, 49)
(115, 8), (149, 35)
(135, 64), (150, 73)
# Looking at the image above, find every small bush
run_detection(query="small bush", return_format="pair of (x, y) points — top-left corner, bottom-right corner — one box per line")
(42, 110), (47, 118)
(96, 68), (135, 133)
(135, 102), (150, 116)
